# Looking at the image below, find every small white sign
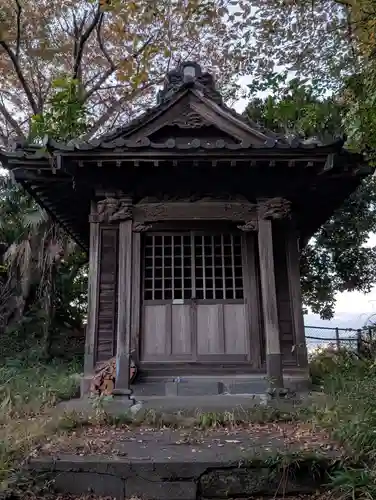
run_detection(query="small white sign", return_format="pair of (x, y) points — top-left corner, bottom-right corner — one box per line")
(172, 299), (184, 305)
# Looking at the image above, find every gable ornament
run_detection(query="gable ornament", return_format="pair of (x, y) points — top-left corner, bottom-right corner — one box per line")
(171, 111), (210, 129)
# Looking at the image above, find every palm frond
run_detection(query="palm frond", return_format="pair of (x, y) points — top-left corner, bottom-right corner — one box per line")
(22, 208), (49, 230)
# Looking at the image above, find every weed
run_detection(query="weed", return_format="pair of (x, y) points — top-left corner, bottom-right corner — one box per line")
(310, 346), (376, 498)
(57, 410), (89, 430)
(0, 357), (81, 487)
(328, 465), (376, 500)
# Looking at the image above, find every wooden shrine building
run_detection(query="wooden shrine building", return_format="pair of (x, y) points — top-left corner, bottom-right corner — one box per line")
(1, 62), (372, 397)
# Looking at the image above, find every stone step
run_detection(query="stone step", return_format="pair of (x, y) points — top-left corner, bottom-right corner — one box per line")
(28, 448), (335, 500)
(132, 377), (269, 397)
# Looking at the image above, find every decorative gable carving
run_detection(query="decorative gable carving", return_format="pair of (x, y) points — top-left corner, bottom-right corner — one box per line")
(171, 111), (210, 129)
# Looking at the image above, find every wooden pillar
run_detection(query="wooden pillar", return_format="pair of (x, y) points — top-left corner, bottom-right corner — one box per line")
(241, 230), (262, 368)
(257, 218), (284, 389)
(131, 231), (142, 363)
(84, 205), (100, 377)
(113, 212), (133, 396)
(285, 228), (308, 369)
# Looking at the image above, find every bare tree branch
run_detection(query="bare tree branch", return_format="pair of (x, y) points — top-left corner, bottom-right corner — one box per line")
(0, 41), (38, 114)
(82, 31), (160, 103)
(15, 0), (22, 59)
(0, 100), (24, 139)
(83, 67), (117, 101)
(82, 80), (161, 140)
(96, 13), (115, 70)
(73, 4), (102, 81)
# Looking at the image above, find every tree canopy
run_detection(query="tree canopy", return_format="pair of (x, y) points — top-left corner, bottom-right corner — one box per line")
(0, 0), (252, 146)
(245, 77), (376, 318)
(242, 0), (376, 158)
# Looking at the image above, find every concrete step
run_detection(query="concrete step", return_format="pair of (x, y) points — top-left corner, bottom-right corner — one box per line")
(132, 376), (269, 397)
(132, 374), (310, 398)
(28, 427), (336, 499)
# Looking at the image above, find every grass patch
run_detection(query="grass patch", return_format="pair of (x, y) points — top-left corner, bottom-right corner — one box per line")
(88, 400), (311, 429)
(309, 346), (376, 498)
(0, 357), (81, 489)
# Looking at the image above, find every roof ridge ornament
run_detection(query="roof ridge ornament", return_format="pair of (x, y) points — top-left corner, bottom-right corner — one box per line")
(157, 61), (222, 105)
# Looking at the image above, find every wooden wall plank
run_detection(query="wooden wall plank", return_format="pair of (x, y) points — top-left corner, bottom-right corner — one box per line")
(95, 226), (118, 363)
(84, 220), (100, 375)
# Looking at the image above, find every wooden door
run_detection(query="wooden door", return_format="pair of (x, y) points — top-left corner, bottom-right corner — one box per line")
(141, 232), (248, 362)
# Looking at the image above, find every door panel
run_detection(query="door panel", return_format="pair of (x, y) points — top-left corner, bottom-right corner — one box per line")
(171, 304), (193, 355)
(141, 231), (248, 362)
(197, 304), (224, 355)
(223, 303), (247, 354)
(142, 304), (170, 358)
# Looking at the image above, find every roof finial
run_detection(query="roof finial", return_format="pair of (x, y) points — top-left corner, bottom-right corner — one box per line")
(157, 61), (222, 105)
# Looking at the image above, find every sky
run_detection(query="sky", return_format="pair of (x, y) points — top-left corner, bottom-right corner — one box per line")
(233, 76), (376, 330)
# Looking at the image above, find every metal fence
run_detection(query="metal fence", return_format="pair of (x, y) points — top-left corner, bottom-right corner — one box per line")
(304, 325), (374, 353)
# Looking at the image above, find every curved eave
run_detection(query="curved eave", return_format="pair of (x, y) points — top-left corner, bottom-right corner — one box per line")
(1, 137), (347, 162)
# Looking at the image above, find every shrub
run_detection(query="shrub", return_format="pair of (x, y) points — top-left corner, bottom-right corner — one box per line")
(309, 345), (360, 386)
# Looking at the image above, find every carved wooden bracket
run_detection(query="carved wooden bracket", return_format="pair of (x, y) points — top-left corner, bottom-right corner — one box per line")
(109, 201), (132, 222)
(133, 222), (152, 232)
(89, 197), (133, 223)
(257, 197), (291, 220)
(237, 220), (258, 232)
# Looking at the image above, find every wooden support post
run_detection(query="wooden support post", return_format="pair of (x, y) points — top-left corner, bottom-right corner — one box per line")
(257, 218), (284, 389)
(131, 231), (141, 363)
(285, 229), (308, 369)
(242, 233), (262, 368)
(113, 218), (133, 397)
(84, 211), (100, 377)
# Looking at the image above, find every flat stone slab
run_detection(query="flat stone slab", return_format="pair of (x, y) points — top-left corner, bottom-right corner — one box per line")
(32, 423), (339, 460)
(28, 421), (341, 499)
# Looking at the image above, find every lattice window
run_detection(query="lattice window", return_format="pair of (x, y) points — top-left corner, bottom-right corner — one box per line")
(194, 234), (243, 300)
(143, 233), (243, 301)
(144, 234), (192, 300)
